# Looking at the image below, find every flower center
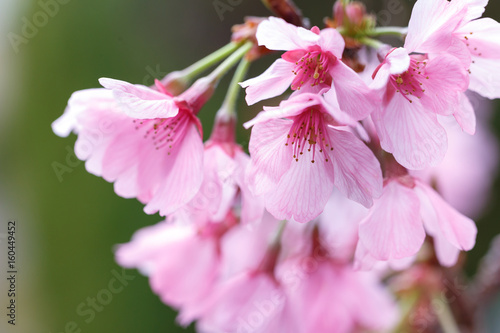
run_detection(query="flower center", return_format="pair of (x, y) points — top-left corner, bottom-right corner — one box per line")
(133, 109), (192, 154)
(291, 50), (332, 91)
(390, 57), (429, 103)
(285, 109), (333, 164)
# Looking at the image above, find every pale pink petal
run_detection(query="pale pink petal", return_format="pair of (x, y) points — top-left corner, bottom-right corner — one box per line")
(405, 0), (468, 53)
(244, 93), (321, 128)
(181, 273), (285, 330)
(386, 47), (411, 75)
(330, 60), (379, 120)
(456, 18), (500, 98)
(416, 181), (477, 252)
(233, 151), (265, 225)
(319, 190), (369, 261)
(453, 93), (477, 135)
(355, 241), (416, 271)
(256, 16), (319, 51)
(329, 128), (383, 208)
(353, 271), (399, 330)
(375, 96), (448, 170)
(115, 221), (195, 272)
(264, 145), (335, 222)
(460, 0), (488, 21)
(144, 125), (204, 216)
(445, 36), (472, 69)
(240, 59), (294, 105)
(150, 236), (218, 308)
(99, 78), (179, 119)
(72, 102), (133, 177)
(282, 262), (354, 333)
(247, 119), (293, 196)
(420, 54), (469, 115)
(52, 88), (113, 137)
(318, 27), (345, 59)
(359, 180), (425, 260)
(185, 145), (238, 222)
(115, 221), (219, 308)
(468, 57), (500, 99)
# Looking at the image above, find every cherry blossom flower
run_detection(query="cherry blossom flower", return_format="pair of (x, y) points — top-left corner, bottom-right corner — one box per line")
(406, 0), (500, 99)
(278, 258), (398, 333)
(357, 175), (477, 268)
(244, 93), (382, 223)
(52, 78), (212, 216)
(412, 97), (499, 218)
(241, 17), (377, 121)
(371, 47), (469, 169)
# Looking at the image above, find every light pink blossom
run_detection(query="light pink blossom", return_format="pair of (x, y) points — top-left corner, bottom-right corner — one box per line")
(244, 93), (383, 223)
(278, 258), (398, 333)
(371, 47), (469, 169)
(241, 17), (376, 121)
(406, 0), (500, 99)
(52, 78), (212, 216)
(412, 97), (499, 218)
(115, 212), (235, 310)
(357, 175), (477, 268)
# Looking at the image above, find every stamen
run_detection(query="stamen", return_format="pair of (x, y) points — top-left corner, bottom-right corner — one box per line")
(285, 109), (333, 163)
(132, 109), (192, 154)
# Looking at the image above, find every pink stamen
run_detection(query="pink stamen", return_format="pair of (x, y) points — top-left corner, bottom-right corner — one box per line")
(285, 109), (334, 163)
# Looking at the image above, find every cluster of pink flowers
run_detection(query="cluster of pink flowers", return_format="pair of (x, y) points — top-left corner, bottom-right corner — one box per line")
(53, 0), (500, 332)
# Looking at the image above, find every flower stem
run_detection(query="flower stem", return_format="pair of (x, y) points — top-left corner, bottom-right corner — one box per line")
(391, 291), (420, 333)
(208, 41), (253, 84)
(217, 57), (251, 120)
(271, 220), (288, 246)
(181, 42), (243, 83)
(433, 293), (461, 333)
(367, 26), (408, 37)
(358, 36), (385, 50)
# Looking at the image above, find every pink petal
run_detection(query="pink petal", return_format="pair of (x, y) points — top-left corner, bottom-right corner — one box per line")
(359, 180), (426, 260)
(144, 124), (204, 216)
(264, 144), (335, 222)
(467, 56), (500, 99)
(453, 93), (477, 135)
(415, 181), (477, 252)
(240, 59), (294, 105)
(244, 93), (326, 129)
(329, 128), (383, 208)
(420, 54), (469, 115)
(460, 0), (488, 21)
(52, 88), (113, 137)
(456, 18), (500, 98)
(233, 150), (265, 225)
(374, 96), (448, 170)
(405, 0), (468, 53)
(318, 28), (345, 59)
(256, 16), (319, 51)
(247, 119), (293, 196)
(99, 78), (179, 119)
(386, 48), (411, 75)
(330, 61), (379, 121)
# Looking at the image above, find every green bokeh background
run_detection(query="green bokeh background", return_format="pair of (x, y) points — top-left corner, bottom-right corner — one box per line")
(1, 1), (500, 332)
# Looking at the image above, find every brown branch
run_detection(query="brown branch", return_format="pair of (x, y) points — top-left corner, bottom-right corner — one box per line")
(261, 0), (304, 26)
